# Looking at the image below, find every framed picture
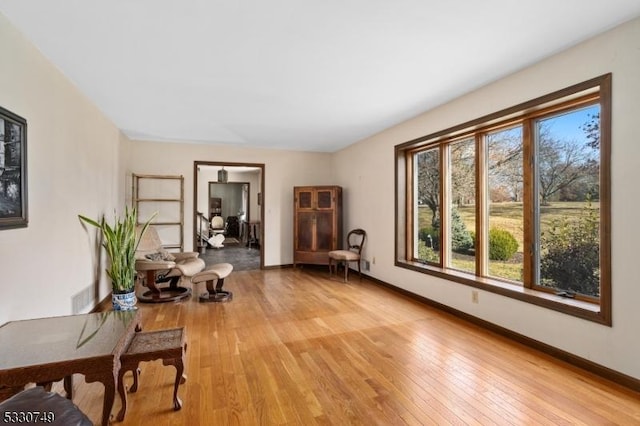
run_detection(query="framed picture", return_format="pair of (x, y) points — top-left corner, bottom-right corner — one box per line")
(0, 106), (28, 229)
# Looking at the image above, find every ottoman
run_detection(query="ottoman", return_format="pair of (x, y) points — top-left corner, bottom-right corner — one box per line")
(191, 263), (234, 302)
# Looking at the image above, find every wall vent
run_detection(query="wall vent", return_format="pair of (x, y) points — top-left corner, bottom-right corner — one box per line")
(72, 285), (94, 314)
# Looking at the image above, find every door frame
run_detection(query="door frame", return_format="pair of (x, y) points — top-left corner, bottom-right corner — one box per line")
(193, 160), (265, 269)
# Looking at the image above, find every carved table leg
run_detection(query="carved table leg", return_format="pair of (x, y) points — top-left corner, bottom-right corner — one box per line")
(165, 358), (184, 411)
(101, 375), (116, 426)
(130, 367), (141, 393)
(63, 375), (73, 399)
(116, 365), (129, 422)
(180, 342), (188, 385)
(117, 363), (146, 422)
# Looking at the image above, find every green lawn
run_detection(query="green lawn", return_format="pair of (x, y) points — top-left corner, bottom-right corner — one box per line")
(419, 201), (599, 282)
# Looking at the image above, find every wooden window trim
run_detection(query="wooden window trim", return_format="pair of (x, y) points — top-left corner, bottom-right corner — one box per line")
(395, 74), (611, 326)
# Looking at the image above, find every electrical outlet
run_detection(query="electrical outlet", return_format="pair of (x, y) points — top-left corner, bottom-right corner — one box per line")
(372, 256), (376, 265)
(363, 260), (371, 271)
(471, 290), (479, 304)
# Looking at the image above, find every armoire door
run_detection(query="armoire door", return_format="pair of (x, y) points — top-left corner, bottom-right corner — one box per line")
(296, 211), (315, 251)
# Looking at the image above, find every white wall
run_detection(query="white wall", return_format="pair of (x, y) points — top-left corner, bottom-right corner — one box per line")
(332, 17), (640, 380)
(127, 140), (333, 267)
(0, 13), (126, 323)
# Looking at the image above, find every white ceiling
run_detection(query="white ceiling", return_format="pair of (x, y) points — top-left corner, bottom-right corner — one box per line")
(2, 1), (639, 152)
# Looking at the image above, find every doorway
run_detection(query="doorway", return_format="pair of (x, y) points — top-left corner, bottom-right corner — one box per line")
(193, 161), (265, 270)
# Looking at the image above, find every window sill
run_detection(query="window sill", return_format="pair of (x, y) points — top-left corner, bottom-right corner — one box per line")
(396, 259), (608, 325)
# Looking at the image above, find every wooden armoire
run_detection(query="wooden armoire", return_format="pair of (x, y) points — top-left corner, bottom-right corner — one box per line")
(293, 186), (342, 267)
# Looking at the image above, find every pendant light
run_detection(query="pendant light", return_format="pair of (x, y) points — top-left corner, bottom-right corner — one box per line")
(218, 166), (228, 183)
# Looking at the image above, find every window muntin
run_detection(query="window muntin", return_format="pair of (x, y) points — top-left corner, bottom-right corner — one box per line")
(395, 74), (611, 324)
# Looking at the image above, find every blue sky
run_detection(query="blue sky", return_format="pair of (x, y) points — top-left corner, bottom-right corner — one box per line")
(540, 104), (599, 145)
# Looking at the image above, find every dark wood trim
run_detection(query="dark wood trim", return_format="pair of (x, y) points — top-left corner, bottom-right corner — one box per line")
(361, 271), (640, 394)
(439, 145), (447, 268)
(396, 259), (605, 323)
(598, 73), (613, 325)
(522, 118), (534, 288)
(475, 133), (485, 277)
(263, 264), (293, 270)
(395, 74), (610, 151)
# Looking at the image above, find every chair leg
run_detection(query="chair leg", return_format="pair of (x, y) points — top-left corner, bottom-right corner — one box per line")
(162, 358), (184, 411)
(173, 361), (184, 411)
(358, 259), (362, 281)
(344, 261), (348, 282)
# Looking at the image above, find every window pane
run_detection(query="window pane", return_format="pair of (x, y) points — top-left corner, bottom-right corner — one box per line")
(415, 147), (440, 263)
(487, 126), (523, 283)
(449, 138), (476, 273)
(537, 105), (601, 297)
(317, 190), (333, 209)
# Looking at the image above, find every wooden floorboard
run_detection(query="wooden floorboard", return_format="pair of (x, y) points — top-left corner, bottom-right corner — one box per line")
(63, 268), (640, 425)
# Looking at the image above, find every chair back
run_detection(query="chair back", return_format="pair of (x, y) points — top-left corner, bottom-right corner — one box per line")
(136, 225), (162, 257)
(211, 216), (225, 229)
(346, 229), (366, 255)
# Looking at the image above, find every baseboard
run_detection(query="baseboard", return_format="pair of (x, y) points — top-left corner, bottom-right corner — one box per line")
(361, 272), (640, 393)
(263, 264), (293, 270)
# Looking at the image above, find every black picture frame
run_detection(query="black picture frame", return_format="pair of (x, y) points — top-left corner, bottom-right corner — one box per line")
(0, 106), (28, 229)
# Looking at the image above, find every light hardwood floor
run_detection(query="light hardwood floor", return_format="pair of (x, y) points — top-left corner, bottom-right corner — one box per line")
(70, 268), (640, 425)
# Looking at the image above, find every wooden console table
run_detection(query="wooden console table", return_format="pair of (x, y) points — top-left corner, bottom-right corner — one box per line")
(0, 310), (141, 426)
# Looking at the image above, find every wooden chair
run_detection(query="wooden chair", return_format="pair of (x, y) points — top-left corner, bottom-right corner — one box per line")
(328, 229), (367, 282)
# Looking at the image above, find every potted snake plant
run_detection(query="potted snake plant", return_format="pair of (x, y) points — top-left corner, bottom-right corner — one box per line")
(79, 207), (156, 310)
